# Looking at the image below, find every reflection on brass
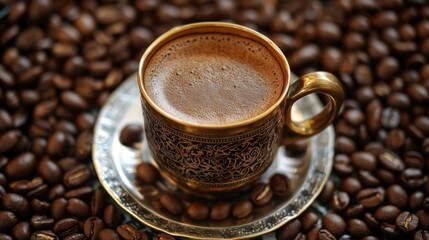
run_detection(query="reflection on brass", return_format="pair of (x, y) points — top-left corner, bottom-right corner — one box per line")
(137, 22), (344, 194)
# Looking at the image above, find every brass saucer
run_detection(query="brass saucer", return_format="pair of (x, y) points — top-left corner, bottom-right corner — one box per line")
(92, 73), (334, 239)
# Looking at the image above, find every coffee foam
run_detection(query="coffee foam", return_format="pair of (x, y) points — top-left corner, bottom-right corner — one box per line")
(144, 33), (283, 125)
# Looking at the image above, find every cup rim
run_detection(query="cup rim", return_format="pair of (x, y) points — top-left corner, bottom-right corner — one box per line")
(138, 22), (291, 130)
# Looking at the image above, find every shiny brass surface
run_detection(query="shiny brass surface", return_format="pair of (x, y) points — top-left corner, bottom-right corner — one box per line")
(137, 22), (343, 194)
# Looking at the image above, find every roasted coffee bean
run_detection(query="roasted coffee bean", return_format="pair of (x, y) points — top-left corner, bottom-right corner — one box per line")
(116, 224), (143, 240)
(404, 151), (425, 169)
(210, 201), (230, 221)
(347, 219), (371, 238)
(381, 107), (400, 129)
(277, 218), (301, 240)
(48, 184), (66, 201)
(378, 149), (404, 172)
(333, 154), (353, 176)
(97, 229), (120, 240)
(51, 197), (67, 220)
(37, 158), (62, 185)
(319, 180), (335, 203)
(47, 131), (71, 158)
(364, 212), (380, 230)
(0, 130), (21, 153)
(31, 230), (59, 240)
(330, 191), (349, 211)
(318, 229), (336, 240)
(409, 191), (425, 211)
(64, 186), (93, 199)
(159, 193), (183, 215)
(250, 183), (273, 206)
(12, 221), (32, 240)
(341, 177), (362, 196)
(84, 217), (104, 239)
(386, 185), (408, 209)
(2, 193), (30, 217)
(374, 205), (401, 223)
(5, 152), (37, 180)
(357, 188), (384, 209)
(300, 211), (319, 231)
(56, 158), (78, 173)
(120, 124), (143, 147)
(305, 226), (321, 240)
(401, 168), (424, 189)
(66, 198), (90, 219)
(335, 136), (357, 154)
(0, 211), (18, 232)
(414, 230), (429, 240)
(322, 213), (345, 238)
(186, 202), (209, 220)
(53, 218), (79, 239)
(152, 233), (175, 240)
(91, 189), (105, 217)
(269, 173), (290, 196)
(75, 131), (93, 161)
(136, 163), (159, 184)
(358, 170), (380, 187)
(396, 211), (419, 233)
(63, 164), (91, 188)
(351, 151), (377, 171)
(285, 140), (308, 156)
(31, 215), (54, 230)
(31, 199), (50, 215)
(381, 223), (401, 239)
(232, 199), (253, 219)
(103, 204), (121, 228)
(344, 204), (365, 219)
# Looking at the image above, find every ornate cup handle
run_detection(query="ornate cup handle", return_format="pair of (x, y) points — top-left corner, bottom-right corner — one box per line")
(283, 71), (344, 144)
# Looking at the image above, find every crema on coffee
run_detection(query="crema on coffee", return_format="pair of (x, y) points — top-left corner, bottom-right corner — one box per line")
(144, 33), (283, 125)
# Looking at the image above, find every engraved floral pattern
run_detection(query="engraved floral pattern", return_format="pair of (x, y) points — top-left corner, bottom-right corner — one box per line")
(142, 103), (282, 188)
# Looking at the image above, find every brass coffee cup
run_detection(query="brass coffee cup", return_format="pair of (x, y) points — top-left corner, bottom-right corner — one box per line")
(137, 22), (343, 195)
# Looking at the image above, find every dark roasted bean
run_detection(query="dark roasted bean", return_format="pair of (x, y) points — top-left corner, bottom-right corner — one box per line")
(103, 204), (121, 228)
(12, 221), (32, 240)
(250, 183), (273, 206)
(269, 173), (290, 197)
(53, 218), (79, 239)
(277, 218), (301, 240)
(136, 163), (159, 184)
(97, 229), (120, 240)
(396, 211), (419, 233)
(84, 217), (104, 239)
(232, 199), (253, 219)
(300, 211), (319, 231)
(210, 201), (230, 221)
(386, 185), (408, 209)
(330, 191), (349, 211)
(374, 205), (401, 223)
(0, 211), (18, 232)
(322, 213), (345, 238)
(116, 224), (142, 240)
(357, 188), (384, 209)
(63, 164), (91, 188)
(186, 202), (209, 220)
(318, 229), (336, 240)
(347, 219), (371, 238)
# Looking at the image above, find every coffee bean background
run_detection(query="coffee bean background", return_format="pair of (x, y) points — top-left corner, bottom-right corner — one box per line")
(0, 0), (428, 239)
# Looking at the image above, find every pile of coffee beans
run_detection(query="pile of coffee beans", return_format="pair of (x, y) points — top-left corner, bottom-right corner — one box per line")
(1, 0), (428, 239)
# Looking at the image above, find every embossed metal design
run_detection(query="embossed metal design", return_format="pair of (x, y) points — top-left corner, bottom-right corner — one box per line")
(93, 74), (335, 240)
(142, 103), (282, 188)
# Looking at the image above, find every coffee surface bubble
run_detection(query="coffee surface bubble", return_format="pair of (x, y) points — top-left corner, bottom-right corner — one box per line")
(144, 33), (283, 125)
